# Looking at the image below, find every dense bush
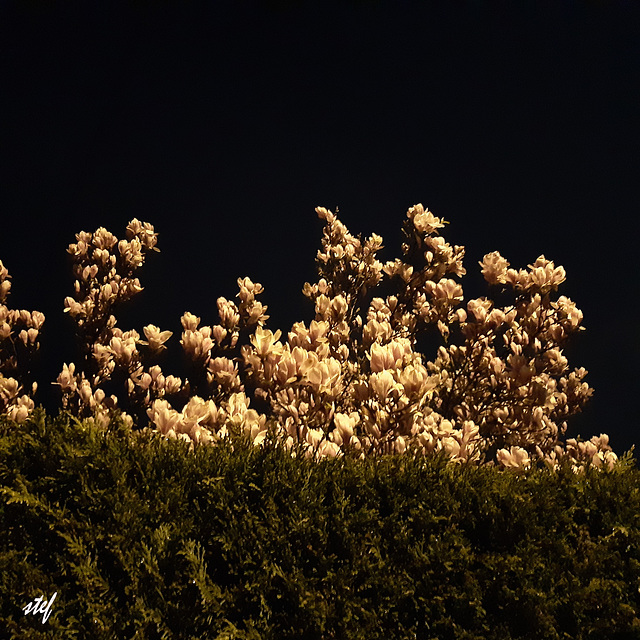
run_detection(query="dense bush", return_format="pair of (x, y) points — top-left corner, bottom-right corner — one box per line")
(1, 408), (639, 639)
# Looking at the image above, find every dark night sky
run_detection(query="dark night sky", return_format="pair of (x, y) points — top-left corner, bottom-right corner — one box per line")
(1, 1), (638, 454)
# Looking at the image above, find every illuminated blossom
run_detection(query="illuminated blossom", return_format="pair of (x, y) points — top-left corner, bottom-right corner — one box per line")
(0, 209), (613, 474)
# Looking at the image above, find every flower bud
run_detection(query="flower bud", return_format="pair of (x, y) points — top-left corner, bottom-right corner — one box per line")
(0, 280), (12, 300)
(0, 322), (11, 340)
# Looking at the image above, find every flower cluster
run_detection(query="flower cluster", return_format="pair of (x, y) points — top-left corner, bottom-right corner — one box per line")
(0, 205), (618, 471)
(51, 220), (172, 429)
(0, 260), (42, 422)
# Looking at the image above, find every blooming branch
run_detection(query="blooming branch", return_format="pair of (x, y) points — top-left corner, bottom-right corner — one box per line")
(0, 205), (618, 472)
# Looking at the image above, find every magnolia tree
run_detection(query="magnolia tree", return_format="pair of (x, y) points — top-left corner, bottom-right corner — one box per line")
(0, 261), (41, 423)
(0, 205), (617, 472)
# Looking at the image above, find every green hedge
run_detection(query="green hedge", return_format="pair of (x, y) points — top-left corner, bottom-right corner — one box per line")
(1, 408), (639, 639)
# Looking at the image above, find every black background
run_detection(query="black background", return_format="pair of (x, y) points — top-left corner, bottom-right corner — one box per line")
(1, 0), (638, 454)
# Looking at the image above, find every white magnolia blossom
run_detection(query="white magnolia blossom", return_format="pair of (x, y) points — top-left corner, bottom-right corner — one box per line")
(0, 210), (617, 472)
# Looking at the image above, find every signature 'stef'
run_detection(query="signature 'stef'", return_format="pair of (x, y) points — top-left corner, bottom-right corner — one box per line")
(23, 591), (57, 624)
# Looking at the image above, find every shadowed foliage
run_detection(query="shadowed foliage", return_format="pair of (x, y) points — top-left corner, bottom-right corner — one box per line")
(1, 408), (639, 639)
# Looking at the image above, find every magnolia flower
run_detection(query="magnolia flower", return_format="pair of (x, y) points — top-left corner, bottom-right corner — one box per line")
(147, 399), (181, 436)
(369, 370), (399, 402)
(399, 363), (437, 397)
(407, 203), (447, 235)
(334, 412), (359, 441)
(139, 324), (173, 352)
(6, 394), (34, 423)
(0, 322), (11, 340)
(29, 310), (45, 330)
(319, 439), (341, 459)
(497, 446), (531, 469)
(55, 363), (77, 392)
(181, 329), (213, 360)
(467, 298), (492, 323)
(109, 336), (136, 364)
(306, 427), (324, 449)
(125, 218), (159, 252)
(0, 280), (10, 301)
(478, 251), (510, 286)
(211, 324), (227, 344)
(217, 297), (240, 329)
(63, 297), (85, 318)
(0, 375), (20, 403)
(274, 350), (299, 386)
(250, 326), (283, 358)
(302, 357), (341, 395)
(181, 311), (201, 331)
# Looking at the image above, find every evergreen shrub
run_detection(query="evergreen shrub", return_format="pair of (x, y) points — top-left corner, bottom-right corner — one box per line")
(1, 408), (639, 639)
